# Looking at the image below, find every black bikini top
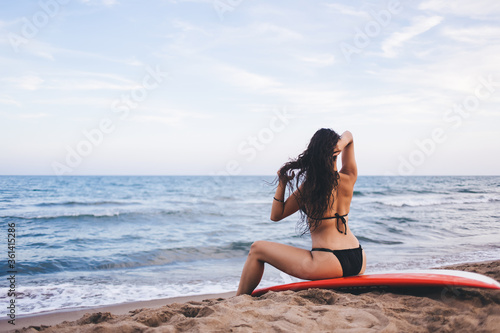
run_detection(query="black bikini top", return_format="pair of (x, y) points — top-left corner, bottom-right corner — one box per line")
(309, 213), (349, 235)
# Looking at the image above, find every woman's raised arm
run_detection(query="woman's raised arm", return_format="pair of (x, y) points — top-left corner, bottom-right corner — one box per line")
(337, 131), (357, 178)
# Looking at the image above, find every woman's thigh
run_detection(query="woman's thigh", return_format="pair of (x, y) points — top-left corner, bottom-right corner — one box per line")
(251, 241), (343, 280)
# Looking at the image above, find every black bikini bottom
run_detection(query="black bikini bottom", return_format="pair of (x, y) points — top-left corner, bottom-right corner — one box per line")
(311, 245), (363, 277)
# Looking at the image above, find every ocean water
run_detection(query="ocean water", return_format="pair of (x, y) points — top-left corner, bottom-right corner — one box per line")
(1, 175), (499, 316)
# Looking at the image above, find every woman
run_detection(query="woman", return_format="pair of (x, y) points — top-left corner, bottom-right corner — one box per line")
(236, 128), (366, 295)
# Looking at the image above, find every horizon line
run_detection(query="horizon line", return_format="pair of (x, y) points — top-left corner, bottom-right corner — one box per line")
(1, 174), (499, 177)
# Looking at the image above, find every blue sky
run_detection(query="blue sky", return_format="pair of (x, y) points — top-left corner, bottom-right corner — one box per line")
(1, 0), (499, 175)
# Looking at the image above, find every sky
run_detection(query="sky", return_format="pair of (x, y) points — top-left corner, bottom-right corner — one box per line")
(0, 0), (499, 176)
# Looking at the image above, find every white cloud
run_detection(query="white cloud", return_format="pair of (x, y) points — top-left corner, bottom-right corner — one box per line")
(441, 25), (500, 44)
(0, 96), (21, 107)
(132, 114), (182, 126)
(205, 62), (348, 112)
(419, 0), (500, 19)
(4, 75), (45, 91)
(4, 40), (144, 65)
(34, 97), (112, 107)
(215, 64), (282, 91)
(379, 41), (500, 91)
(18, 112), (50, 119)
(0, 18), (22, 30)
(102, 0), (118, 6)
(0, 37), (56, 60)
(47, 70), (141, 91)
(0, 111), (50, 120)
(170, 0), (213, 3)
(46, 78), (137, 91)
(324, 3), (370, 18)
(24, 44), (55, 60)
(47, 45), (146, 66)
(80, 0), (119, 7)
(298, 54), (335, 67)
(123, 57), (144, 67)
(251, 22), (303, 42)
(3, 70), (142, 92)
(271, 87), (348, 112)
(380, 16), (443, 58)
(171, 19), (212, 36)
(130, 108), (211, 126)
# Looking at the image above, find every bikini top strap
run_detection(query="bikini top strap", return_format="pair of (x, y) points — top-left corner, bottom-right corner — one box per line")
(335, 213), (348, 235)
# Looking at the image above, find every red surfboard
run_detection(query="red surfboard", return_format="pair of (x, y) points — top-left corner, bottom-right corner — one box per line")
(252, 270), (500, 297)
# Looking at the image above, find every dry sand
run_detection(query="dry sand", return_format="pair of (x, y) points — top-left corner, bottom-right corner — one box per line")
(4, 260), (500, 333)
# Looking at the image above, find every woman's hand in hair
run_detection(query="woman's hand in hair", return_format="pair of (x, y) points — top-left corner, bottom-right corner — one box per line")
(334, 131), (353, 156)
(278, 170), (295, 183)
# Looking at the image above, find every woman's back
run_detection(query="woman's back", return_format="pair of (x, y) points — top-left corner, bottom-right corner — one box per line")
(310, 154), (359, 250)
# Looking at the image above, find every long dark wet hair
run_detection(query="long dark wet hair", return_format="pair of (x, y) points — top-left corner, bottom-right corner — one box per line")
(277, 128), (341, 234)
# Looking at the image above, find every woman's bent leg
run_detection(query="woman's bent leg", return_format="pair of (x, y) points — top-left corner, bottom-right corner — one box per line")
(236, 240), (342, 295)
(236, 245), (265, 296)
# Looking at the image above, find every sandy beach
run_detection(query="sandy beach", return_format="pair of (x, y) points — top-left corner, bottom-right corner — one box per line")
(3, 260), (499, 333)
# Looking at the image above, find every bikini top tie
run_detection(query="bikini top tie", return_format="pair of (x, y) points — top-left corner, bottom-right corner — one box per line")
(309, 213), (349, 235)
